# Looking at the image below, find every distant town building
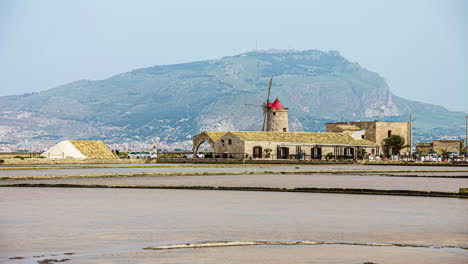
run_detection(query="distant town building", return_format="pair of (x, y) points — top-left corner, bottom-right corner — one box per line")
(416, 140), (464, 155)
(41, 140), (117, 159)
(326, 121), (410, 154)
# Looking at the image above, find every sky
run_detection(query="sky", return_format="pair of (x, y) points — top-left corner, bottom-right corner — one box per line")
(1, 0), (467, 112)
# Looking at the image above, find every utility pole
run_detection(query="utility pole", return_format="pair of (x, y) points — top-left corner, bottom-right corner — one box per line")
(466, 115), (467, 152)
(408, 114), (413, 154)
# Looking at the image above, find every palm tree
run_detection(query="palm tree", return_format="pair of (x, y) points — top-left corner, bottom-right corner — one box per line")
(382, 135), (409, 155)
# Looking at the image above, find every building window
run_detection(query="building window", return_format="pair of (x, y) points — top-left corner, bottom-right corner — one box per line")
(277, 147), (289, 159)
(273, 112), (276, 116)
(253, 146), (262, 159)
(228, 139), (232, 145)
(388, 130), (392, 137)
(361, 135), (365, 139)
(311, 147), (322, 159)
(371, 149), (375, 154)
(283, 128), (287, 132)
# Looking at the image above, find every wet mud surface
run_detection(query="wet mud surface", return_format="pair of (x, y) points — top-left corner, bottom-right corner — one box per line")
(1, 188), (467, 263)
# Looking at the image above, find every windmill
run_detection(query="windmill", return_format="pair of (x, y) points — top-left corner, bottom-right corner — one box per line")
(245, 77), (273, 131)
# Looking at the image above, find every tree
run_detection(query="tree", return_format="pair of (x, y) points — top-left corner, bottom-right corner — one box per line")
(382, 135), (409, 155)
(264, 148), (272, 158)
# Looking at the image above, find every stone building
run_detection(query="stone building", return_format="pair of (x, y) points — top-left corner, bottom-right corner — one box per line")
(193, 96), (381, 160)
(326, 121), (410, 154)
(193, 131), (379, 160)
(416, 140), (464, 155)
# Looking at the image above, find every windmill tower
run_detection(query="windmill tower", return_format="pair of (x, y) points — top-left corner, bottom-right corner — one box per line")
(261, 78), (289, 132)
(265, 97), (289, 132)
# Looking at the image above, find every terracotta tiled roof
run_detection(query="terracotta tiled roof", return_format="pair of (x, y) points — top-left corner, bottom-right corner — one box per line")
(269, 98), (285, 110)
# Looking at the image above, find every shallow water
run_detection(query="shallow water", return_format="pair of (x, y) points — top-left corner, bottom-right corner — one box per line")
(1, 164), (467, 178)
(7, 173), (468, 192)
(1, 188), (467, 263)
(68, 245), (468, 264)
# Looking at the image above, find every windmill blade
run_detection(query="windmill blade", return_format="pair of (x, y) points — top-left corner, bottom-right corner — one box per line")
(266, 77), (273, 104)
(262, 110), (268, 131)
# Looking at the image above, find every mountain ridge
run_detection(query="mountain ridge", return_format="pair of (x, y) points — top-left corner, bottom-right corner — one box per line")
(0, 49), (465, 149)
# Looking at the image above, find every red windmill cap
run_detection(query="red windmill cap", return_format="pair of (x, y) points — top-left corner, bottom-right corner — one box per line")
(270, 98), (285, 110)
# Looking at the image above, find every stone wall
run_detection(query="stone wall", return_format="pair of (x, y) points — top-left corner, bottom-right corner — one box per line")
(433, 140), (464, 154)
(326, 121), (377, 141)
(415, 140), (464, 155)
(214, 133), (246, 157)
(375, 122), (409, 151)
(266, 109), (289, 132)
(416, 142), (433, 154)
(218, 139), (376, 160)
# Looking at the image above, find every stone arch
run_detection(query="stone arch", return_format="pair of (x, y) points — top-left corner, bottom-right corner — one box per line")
(192, 132), (225, 157)
(194, 140), (214, 154)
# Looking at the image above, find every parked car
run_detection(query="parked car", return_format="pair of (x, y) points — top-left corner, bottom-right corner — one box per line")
(127, 152), (156, 159)
(127, 152), (140, 159)
(182, 153), (194, 159)
(182, 152), (204, 158)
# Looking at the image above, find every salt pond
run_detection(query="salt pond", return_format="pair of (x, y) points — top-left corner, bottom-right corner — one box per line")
(1, 187), (467, 263)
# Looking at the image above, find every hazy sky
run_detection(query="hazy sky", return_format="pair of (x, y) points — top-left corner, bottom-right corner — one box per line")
(1, 0), (467, 112)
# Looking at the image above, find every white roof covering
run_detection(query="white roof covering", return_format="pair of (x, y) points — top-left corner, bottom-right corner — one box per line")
(41, 140), (87, 159)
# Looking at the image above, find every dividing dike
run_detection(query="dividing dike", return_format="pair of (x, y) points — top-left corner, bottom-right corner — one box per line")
(2, 169), (468, 180)
(1, 183), (467, 199)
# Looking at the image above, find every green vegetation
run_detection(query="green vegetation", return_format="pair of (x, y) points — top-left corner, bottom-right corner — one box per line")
(157, 152), (185, 158)
(264, 148), (272, 158)
(382, 135), (409, 155)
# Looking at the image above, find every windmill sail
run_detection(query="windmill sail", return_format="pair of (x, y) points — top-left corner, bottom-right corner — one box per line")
(262, 77), (273, 131)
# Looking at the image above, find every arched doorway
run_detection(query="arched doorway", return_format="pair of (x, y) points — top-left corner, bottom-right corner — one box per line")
(195, 141), (213, 158)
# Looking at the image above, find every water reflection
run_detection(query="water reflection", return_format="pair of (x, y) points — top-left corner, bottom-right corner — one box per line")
(1, 187), (467, 263)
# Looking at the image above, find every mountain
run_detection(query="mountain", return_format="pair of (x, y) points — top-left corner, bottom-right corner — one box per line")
(0, 49), (465, 149)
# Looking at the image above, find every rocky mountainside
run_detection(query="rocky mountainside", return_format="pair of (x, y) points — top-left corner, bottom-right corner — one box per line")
(0, 50), (465, 148)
